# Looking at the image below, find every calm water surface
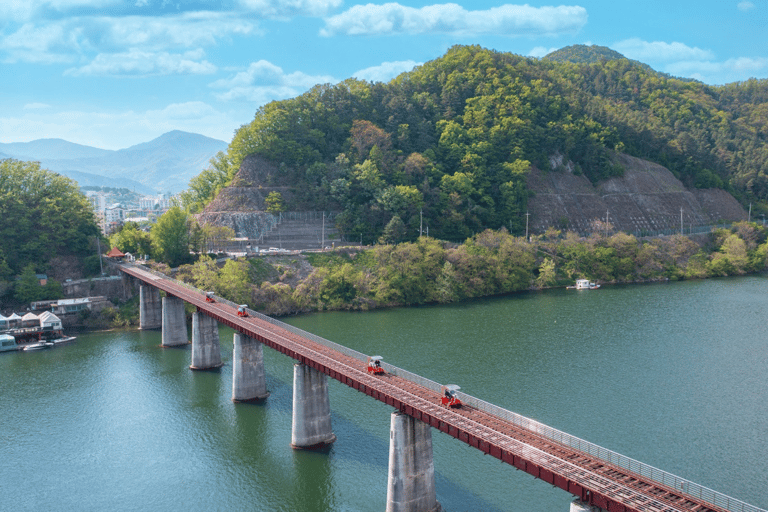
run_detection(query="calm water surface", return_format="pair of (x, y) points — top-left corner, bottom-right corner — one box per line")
(1, 276), (766, 511)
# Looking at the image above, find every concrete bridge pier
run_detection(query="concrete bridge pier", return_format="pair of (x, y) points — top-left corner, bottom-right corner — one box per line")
(139, 285), (162, 330)
(232, 333), (269, 402)
(570, 499), (602, 512)
(161, 296), (188, 347)
(291, 363), (336, 449)
(386, 411), (440, 512)
(190, 311), (223, 370)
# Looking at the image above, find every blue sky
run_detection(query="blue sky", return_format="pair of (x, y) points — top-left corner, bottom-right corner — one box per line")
(2, 0), (766, 150)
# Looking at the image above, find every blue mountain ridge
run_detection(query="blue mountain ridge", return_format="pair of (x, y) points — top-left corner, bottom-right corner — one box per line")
(0, 130), (227, 194)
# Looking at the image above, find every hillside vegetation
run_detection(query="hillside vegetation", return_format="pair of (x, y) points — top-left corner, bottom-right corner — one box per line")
(183, 44), (768, 243)
(169, 222), (768, 316)
(0, 159), (102, 304)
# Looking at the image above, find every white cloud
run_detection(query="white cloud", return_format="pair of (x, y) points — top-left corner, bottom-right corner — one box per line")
(237, 0), (343, 17)
(666, 57), (768, 85)
(737, 1), (755, 11)
(321, 3), (588, 37)
(610, 37), (768, 84)
(210, 60), (337, 103)
(64, 49), (217, 76)
(0, 102), (237, 150)
(23, 103), (53, 110)
(352, 60), (420, 82)
(612, 38), (714, 62)
(0, 13), (258, 64)
(528, 46), (559, 58)
(1, 0), (343, 23)
(0, 0), (118, 22)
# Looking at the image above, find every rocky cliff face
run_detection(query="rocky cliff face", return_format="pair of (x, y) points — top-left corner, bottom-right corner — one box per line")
(527, 153), (747, 234)
(196, 155), (338, 245)
(196, 155), (289, 238)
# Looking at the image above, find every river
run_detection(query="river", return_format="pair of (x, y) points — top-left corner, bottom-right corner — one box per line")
(1, 276), (766, 511)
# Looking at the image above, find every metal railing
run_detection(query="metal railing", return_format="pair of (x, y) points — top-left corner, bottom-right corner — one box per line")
(124, 262), (765, 512)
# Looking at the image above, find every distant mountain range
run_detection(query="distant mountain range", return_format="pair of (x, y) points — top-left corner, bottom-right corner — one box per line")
(0, 130), (228, 194)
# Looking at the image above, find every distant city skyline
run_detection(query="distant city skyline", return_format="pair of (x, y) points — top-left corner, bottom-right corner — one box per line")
(2, 0), (765, 150)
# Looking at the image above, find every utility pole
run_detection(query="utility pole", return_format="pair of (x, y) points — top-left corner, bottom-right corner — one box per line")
(748, 203), (752, 223)
(420, 209), (423, 237)
(96, 237), (104, 275)
(321, 212), (325, 249)
(680, 207), (683, 235)
(525, 211), (530, 241)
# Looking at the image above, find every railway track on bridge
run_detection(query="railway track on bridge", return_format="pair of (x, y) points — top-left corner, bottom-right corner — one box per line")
(121, 264), (761, 512)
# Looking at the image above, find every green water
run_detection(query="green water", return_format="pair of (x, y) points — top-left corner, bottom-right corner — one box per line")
(1, 276), (766, 511)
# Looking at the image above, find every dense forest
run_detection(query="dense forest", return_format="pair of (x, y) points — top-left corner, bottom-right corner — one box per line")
(181, 44), (768, 243)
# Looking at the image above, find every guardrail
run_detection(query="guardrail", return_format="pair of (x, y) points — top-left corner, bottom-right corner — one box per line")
(123, 262), (765, 512)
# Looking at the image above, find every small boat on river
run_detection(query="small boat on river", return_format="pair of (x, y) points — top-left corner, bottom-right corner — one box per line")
(569, 279), (600, 290)
(24, 341), (54, 351)
(51, 336), (77, 346)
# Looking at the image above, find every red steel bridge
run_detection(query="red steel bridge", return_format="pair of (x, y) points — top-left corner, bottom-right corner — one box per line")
(120, 264), (763, 512)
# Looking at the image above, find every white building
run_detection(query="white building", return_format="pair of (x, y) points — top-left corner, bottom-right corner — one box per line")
(86, 191), (107, 211)
(139, 193), (174, 213)
(103, 204), (125, 234)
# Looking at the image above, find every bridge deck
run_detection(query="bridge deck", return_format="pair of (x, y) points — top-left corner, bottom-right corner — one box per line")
(122, 264), (745, 512)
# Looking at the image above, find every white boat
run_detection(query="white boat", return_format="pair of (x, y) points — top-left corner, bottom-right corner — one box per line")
(574, 279), (600, 290)
(23, 341), (54, 351)
(51, 336), (77, 346)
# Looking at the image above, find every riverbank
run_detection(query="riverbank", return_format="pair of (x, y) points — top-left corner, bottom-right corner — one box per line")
(132, 222), (767, 319)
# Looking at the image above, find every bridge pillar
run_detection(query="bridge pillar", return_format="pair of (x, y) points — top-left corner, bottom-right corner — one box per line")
(161, 296), (188, 347)
(190, 312), (223, 370)
(291, 363), (336, 449)
(386, 411), (440, 512)
(570, 499), (601, 512)
(139, 285), (162, 330)
(232, 333), (269, 402)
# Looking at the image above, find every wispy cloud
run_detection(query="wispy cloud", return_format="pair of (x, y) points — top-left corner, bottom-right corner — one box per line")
(737, 1), (755, 11)
(612, 37), (768, 84)
(666, 57), (768, 85)
(237, 0), (343, 17)
(352, 60), (420, 82)
(320, 3), (588, 37)
(210, 60), (337, 103)
(0, 0), (341, 22)
(528, 46), (559, 58)
(0, 13), (257, 66)
(23, 103), (53, 110)
(613, 38), (714, 62)
(65, 49), (217, 76)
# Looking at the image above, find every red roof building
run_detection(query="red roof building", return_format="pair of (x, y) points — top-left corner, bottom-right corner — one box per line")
(106, 247), (125, 258)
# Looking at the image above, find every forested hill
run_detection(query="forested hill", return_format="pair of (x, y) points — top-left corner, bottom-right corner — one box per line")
(182, 44), (768, 242)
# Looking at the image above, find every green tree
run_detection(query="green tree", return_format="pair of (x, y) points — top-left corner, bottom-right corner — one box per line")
(219, 259), (253, 305)
(0, 159), (100, 274)
(150, 206), (191, 267)
(535, 257), (557, 288)
(265, 191), (285, 214)
(178, 152), (231, 213)
(14, 264), (42, 304)
(109, 222), (152, 257)
(380, 215), (408, 244)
